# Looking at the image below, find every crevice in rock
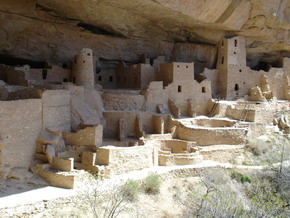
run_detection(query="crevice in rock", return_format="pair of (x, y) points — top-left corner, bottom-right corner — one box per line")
(0, 54), (47, 68)
(77, 23), (126, 38)
(36, 4), (80, 23)
(173, 40), (216, 47)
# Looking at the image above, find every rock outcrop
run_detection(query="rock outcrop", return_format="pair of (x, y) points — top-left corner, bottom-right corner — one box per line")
(0, 0), (289, 71)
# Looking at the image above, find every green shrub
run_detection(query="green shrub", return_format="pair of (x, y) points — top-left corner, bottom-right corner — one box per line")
(120, 180), (141, 202)
(240, 175), (252, 183)
(142, 173), (162, 195)
(231, 170), (251, 183)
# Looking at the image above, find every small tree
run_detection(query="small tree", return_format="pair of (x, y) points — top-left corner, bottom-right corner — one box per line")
(75, 174), (141, 218)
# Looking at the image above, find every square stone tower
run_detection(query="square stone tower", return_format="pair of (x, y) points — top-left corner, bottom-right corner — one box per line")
(217, 36), (248, 100)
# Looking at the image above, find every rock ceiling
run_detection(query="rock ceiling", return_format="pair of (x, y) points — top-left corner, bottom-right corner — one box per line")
(0, 0), (289, 70)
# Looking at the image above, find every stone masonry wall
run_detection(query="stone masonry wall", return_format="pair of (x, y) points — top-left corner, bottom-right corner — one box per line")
(0, 99), (42, 178)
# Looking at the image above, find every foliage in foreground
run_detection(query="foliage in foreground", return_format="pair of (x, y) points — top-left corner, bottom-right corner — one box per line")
(57, 173), (162, 218)
(141, 172), (162, 195)
(174, 168), (290, 218)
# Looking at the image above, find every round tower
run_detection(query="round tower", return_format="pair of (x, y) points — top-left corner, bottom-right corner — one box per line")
(72, 48), (95, 89)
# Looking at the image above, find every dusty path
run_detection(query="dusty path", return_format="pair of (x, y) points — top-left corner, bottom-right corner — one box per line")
(1, 159), (289, 214)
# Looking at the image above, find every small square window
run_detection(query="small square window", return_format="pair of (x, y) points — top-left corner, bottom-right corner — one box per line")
(98, 76), (102, 81)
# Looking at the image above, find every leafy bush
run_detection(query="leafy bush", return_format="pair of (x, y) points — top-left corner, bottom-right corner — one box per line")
(240, 175), (251, 183)
(120, 180), (141, 202)
(73, 174), (140, 218)
(142, 173), (162, 195)
(231, 170), (251, 183)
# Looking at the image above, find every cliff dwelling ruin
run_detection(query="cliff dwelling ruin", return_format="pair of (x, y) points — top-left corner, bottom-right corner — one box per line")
(0, 35), (289, 189)
(0, 0), (289, 198)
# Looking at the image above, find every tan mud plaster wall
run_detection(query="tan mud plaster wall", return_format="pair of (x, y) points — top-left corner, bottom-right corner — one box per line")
(96, 68), (117, 89)
(96, 145), (154, 176)
(29, 66), (71, 84)
(0, 99), (42, 176)
(42, 90), (71, 132)
(116, 64), (156, 89)
(102, 93), (146, 111)
(146, 80), (211, 116)
(103, 111), (169, 139)
(150, 62), (212, 115)
(202, 68), (218, 97)
(177, 124), (246, 146)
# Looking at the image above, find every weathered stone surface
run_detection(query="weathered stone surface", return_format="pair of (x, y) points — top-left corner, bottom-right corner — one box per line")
(0, 99), (42, 177)
(84, 89), (106, 125)
(70, 95), (101, 131)
(63, 126), (103, 149)
(42, 90), (71, 132)
(0, 0), (289, 69)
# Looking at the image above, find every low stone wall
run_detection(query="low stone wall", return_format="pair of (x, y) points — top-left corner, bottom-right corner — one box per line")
(159, 153), (202, 166)
(96, 145), (154, 176)
(188, 118), (235, 127)
(63, 126), (103, 150)
(177, 124), (246, 146)
(226, 106), (255, 122)
(159, 139), (195, 153)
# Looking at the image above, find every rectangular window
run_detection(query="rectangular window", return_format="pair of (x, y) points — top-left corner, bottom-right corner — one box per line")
(42, 69), (47, 80)
(202, 87), (206, 93)
(221, 57), (224, 64)
(98, 76), (102, 81)
(234, 39), (237, 47)
(178, 85), (182, 92)
(109, 76), (113, 82)
(235, 84), (239, 91)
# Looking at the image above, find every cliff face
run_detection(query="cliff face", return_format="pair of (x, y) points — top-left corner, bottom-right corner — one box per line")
(0, 0), (289, 70)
